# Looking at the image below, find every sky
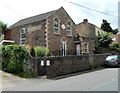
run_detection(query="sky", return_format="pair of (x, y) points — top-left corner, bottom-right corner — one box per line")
(0, 0), (119, 29)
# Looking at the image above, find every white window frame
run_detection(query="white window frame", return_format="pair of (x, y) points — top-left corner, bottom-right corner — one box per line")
(54, 18), (60, 34)
(20, 28), (26, 45)
(61, 39), (67, 56)
(67, 22), (72, 36)
(76, 44), (81, 55)
(84, 43), (89, 53)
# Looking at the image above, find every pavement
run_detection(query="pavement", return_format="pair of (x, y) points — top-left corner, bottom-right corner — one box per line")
(0, 68), (119, 91)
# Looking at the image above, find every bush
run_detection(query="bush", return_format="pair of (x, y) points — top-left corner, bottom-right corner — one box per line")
(0, 54), (1, 69)
(94, 47), (111, 54)
(24, 45), (31, 52)
(111, 44), (120, 48)
(34, 46), (50, 57)
(110, 47), (120, 53)
(30, 47), (36, 57)
(1, 45), (29, 74)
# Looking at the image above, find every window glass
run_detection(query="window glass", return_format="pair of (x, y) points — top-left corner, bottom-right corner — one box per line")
(67, 22), (72, 36)
(106, 55), (117, 60)
(84, 44), (88, 53)
(20, 28), (26, 45)
(54, 18), (59, 34)
(118, 55), (120, 59)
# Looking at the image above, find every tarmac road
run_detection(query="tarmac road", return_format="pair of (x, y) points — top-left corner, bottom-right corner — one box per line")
(0, 68), (119, 91)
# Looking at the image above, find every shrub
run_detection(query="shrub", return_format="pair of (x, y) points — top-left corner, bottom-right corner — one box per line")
(111, 44), (120, 48)
(34, 46), (50, 57)
(24, 45), (31, 52)
(30, 47), (36, 57)
(1, 45), (29, 74)
(0, 45), (2, 70)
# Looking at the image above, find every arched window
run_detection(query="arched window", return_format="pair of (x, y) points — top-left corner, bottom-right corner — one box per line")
(54, 18), (59, 34)
(67, 22), (72, 36)
(61, 38), (66, 56)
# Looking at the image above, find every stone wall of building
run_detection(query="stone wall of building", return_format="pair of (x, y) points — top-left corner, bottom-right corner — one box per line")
(46, 7), (76, 52)
(6, 21), (46, 46)
(77, 19), (96, 39)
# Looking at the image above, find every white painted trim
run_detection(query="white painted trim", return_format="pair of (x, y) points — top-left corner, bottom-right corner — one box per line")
(0, 40), (15, 44)
(20, 28), (26, 45)
(66, 21), (72, 36)
(53, 17), (60, 35)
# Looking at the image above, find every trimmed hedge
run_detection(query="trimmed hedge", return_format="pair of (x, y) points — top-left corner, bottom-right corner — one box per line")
(34, 46), (50, 57)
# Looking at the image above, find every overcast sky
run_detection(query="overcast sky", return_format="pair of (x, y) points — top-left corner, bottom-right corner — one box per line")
(0, 0), (119, 29)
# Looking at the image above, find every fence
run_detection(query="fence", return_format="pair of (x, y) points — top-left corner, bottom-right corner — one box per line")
(51, 50), (88, 56)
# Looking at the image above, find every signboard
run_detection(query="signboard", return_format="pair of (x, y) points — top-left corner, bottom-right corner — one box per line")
(41, 60), (44, 66)
(27, 25), (41, 32)
(46, 60), (50, 66)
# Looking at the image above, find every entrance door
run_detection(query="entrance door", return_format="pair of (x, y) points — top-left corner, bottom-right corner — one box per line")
(61, 39), (66, 56)
(76, 44), (80, 55)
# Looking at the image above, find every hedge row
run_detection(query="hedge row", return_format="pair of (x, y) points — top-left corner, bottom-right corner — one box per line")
(0, 45), (50, 77)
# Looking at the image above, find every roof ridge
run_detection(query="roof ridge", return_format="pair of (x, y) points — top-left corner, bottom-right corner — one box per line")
(9, 9), (57, 28)
(20, 10), (57, 22)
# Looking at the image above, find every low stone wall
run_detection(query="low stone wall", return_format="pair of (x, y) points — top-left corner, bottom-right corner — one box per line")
(92, 54), (109, 67)
(26, 54), (110, 78)
(46, 56), (91, 78)
(25, 58), (39, 77)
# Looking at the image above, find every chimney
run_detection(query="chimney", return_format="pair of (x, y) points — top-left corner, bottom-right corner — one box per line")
(83, 19), (88, 23)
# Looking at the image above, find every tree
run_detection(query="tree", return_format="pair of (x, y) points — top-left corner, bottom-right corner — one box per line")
(0, 21), (7, 35)
(30, 47), (36, 57)
(112, 44), (120, 48)
(101, 19), (119, 34)
(110, 44), (120, 53)
(98, 32), (113, 48)
(112, 29), (119, 34)
(101, 19), (113, 33)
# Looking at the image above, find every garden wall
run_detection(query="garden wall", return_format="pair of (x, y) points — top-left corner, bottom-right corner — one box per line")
(26, 54), (110, 78)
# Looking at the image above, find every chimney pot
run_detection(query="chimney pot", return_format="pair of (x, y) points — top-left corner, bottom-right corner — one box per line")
(83, 19), (88, 23)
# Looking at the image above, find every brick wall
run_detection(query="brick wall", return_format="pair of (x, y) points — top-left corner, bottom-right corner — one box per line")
(6, 7), (76, 53)
(26, 21), (46, 46)
(112, 34), (119, 45)
(46, 7), (76, 52)
(77, 20), (96, 39)
(4, 30), (11, 40)
(6, 21), (46, 46)
(10, 28), (20, 45)
(76, 20), (96, 55)
(118, 34), (120, 44)
(80, 37), (95, 55)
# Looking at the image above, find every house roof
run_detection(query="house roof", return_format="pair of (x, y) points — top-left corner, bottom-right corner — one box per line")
(10, 10), (57, 28)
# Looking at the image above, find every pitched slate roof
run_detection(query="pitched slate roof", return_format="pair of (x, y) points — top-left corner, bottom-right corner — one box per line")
(10, 10), (57, 28)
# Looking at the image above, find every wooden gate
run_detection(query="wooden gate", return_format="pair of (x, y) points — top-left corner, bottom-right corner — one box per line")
(38, 59), (46, 76)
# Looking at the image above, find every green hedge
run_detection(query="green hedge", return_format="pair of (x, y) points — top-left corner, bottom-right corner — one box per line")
(30, 46), (51, 57)
(1, 45), (29, 74)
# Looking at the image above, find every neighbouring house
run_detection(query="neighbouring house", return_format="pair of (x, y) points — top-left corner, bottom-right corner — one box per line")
(111, 34), (120, 45)
(76, 19), (104, 55)
(4, 7), (102, 56)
